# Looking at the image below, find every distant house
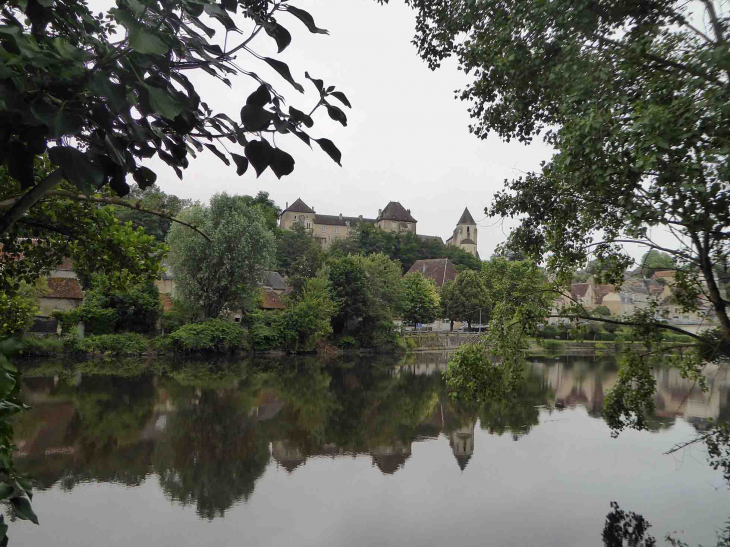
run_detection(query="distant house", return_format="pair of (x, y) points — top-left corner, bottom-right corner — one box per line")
(263, 270), (287, 294)
(155, 263), (174, 295)
(38, 277), (84, 317)
(407, 258), (458, 288)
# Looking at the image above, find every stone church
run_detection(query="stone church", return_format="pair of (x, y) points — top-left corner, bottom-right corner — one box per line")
(279, 198), (479, 257)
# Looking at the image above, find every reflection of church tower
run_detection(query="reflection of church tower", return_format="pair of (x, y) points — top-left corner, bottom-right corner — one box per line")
(271, 440), (307, 473)
(446, 208), (479, 258)
(370, 442), (412, 475)
(448, 422), (475, 471)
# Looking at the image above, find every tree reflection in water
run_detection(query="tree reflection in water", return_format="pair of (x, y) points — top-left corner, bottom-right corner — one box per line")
(11, 352), (729, 526)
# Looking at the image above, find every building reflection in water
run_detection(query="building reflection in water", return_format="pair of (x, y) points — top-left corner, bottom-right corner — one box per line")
(11, 351), (730, 518)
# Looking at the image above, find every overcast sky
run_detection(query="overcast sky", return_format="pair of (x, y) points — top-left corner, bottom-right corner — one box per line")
(105, 0), (553, 259)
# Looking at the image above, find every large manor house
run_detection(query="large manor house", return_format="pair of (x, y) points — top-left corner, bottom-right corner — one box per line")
(279, 198), (480, 257)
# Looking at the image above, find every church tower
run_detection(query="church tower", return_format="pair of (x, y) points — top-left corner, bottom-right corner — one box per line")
(446, 207), (478, 258)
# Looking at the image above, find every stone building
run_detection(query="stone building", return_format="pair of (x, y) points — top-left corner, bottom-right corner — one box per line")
(279, 198), (472, 252)
(446, 207), (479, 258)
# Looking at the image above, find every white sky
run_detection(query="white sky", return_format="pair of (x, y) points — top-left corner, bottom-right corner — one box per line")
(108, 0), (554, 259)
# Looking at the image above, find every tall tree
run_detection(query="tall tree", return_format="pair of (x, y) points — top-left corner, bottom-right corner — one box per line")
(400, 272), (441, 326)
(440, 270), (490, 329)
(166, 193), (276, 318)
(325, 255), (368, 333)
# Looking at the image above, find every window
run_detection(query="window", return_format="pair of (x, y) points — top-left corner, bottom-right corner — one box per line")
(334, 227), (340, 234)
(306, 222), (311, 229)
(321, 226), (326, 233)
(328, 235), (332, 242)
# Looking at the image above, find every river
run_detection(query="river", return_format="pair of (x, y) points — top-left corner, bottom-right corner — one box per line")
(9, 352), (730, 546)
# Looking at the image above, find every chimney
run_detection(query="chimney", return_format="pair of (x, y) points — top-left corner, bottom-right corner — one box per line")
(407, 209), (411, 215)
(359, 215), (363, 220)
(378, 209), (382, 217)
(286, 201), (288, 209)
(339, 213), (343, 220)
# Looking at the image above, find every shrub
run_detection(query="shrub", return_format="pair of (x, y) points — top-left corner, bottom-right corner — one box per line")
(170, 319), (245, 353)
(150, 336), (174, 353)
(160, 298), (204, 334)
(19, 335), (64, 356)
(54, 307), (118, 335)
(594, 305), (611, 316)
(544, 339), (562, 353)
(405, 336), (418, 350)
(77, 333), (149, 355)
(596, 332), (617, 341)
(538, 325), (559, 339)
(338, 335), (359, 349)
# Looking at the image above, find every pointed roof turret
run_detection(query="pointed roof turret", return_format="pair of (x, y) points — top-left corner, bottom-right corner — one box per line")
(457, 207), (476, 225)
(455, 454), (472, 472)
(284, 198), (314, 214)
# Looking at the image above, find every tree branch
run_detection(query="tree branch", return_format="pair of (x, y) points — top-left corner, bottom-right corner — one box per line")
(0, 190), (211, 242)
(0, 169), (64, 236)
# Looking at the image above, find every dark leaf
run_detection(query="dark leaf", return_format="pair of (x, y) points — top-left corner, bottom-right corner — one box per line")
(329, 91), (352, 108)
(10, 497), (38, 525)
(230, 153), (249, 176)
(0, 484), (13, 501)
(289, 106), (313, 128)
(315, 138), (342, 166)
(48, 146), (105, 194)
(144, 85), (185, 120)
(129, 28), (169, 54)
(133, 166), (157, 189)
(240, 105), (275, 131)
(221, 0), (237, 13)
(285, 5), (329, 34)
(266, 23), (292, 53)
(269, 147), (295, 179)
(246, 84), (271, 108)
(245, 139), (273, 177)
(204, 144), (230, 166)
(264, 57), (304, 92)
(305, 71), (324, 93)
(325, 104), (347, 126)
(7, 142), (34, 190)
(109, 168), (130, 197)
(290, 126), (311, 147)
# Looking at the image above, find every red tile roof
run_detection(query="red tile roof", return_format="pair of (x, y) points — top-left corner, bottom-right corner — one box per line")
(407, 258), (458, 287)
(160, 294), (173, 312)
(45, 278), (84, 300)
(261, 289), (286, 310)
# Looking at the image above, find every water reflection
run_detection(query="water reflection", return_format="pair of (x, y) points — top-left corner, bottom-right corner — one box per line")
(12, 352), (730, 522)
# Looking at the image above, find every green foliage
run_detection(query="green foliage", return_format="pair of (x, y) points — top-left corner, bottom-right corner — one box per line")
(400, 272), (441, 326)
(161, 298), (204, 335)
(166, 193), (277, 318)
(114, 184), (193, 241)
(246, 313), (284, 351)
(0, 341), (36, 538)
(440, 269), (489, 327)
(18, 335), (64, 356)
(594, 306), (611, 317)
(170, 320), (245, 353)
(331, 223), (482, 272)
(1, 160), (166, 295)
(0, 280), (42, 337)
(338, 335), (359, 349)
(54, 307), (118, 335)
(241, 192), (281, 234)
(278, 276), (336, 353)
(639, 250), (676, 277)
(66, 333), (149, 355)
(544, 339), (562, 353)
(276, 223), (324, 296)
(325, 255), (369, 333)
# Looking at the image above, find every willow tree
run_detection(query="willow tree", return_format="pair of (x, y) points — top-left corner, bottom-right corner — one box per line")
(396, 0), (730, 430)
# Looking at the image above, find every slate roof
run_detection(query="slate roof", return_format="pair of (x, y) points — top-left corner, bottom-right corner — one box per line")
(457, 207), (476, 225)
(261, 289), (286, 310)
(45, 278), (84, 300)
(314, 214), (376, 226)
(284, 198), (314, 214)
(417, 234), (444, 244)
(407, 258), (458, 287)
(571, 283), (590, 299)
(377, 201), (417, 223)
(263, 270), (286, 291)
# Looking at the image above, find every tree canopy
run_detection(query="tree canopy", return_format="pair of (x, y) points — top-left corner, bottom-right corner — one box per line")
(114, 184), (193, 241)
(440, 269), (490, 329)
(400, 271), (441, 326)
(166, 193), (276, 318)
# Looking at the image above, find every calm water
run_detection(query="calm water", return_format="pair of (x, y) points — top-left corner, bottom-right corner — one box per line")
(9, 352), (730, 546)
